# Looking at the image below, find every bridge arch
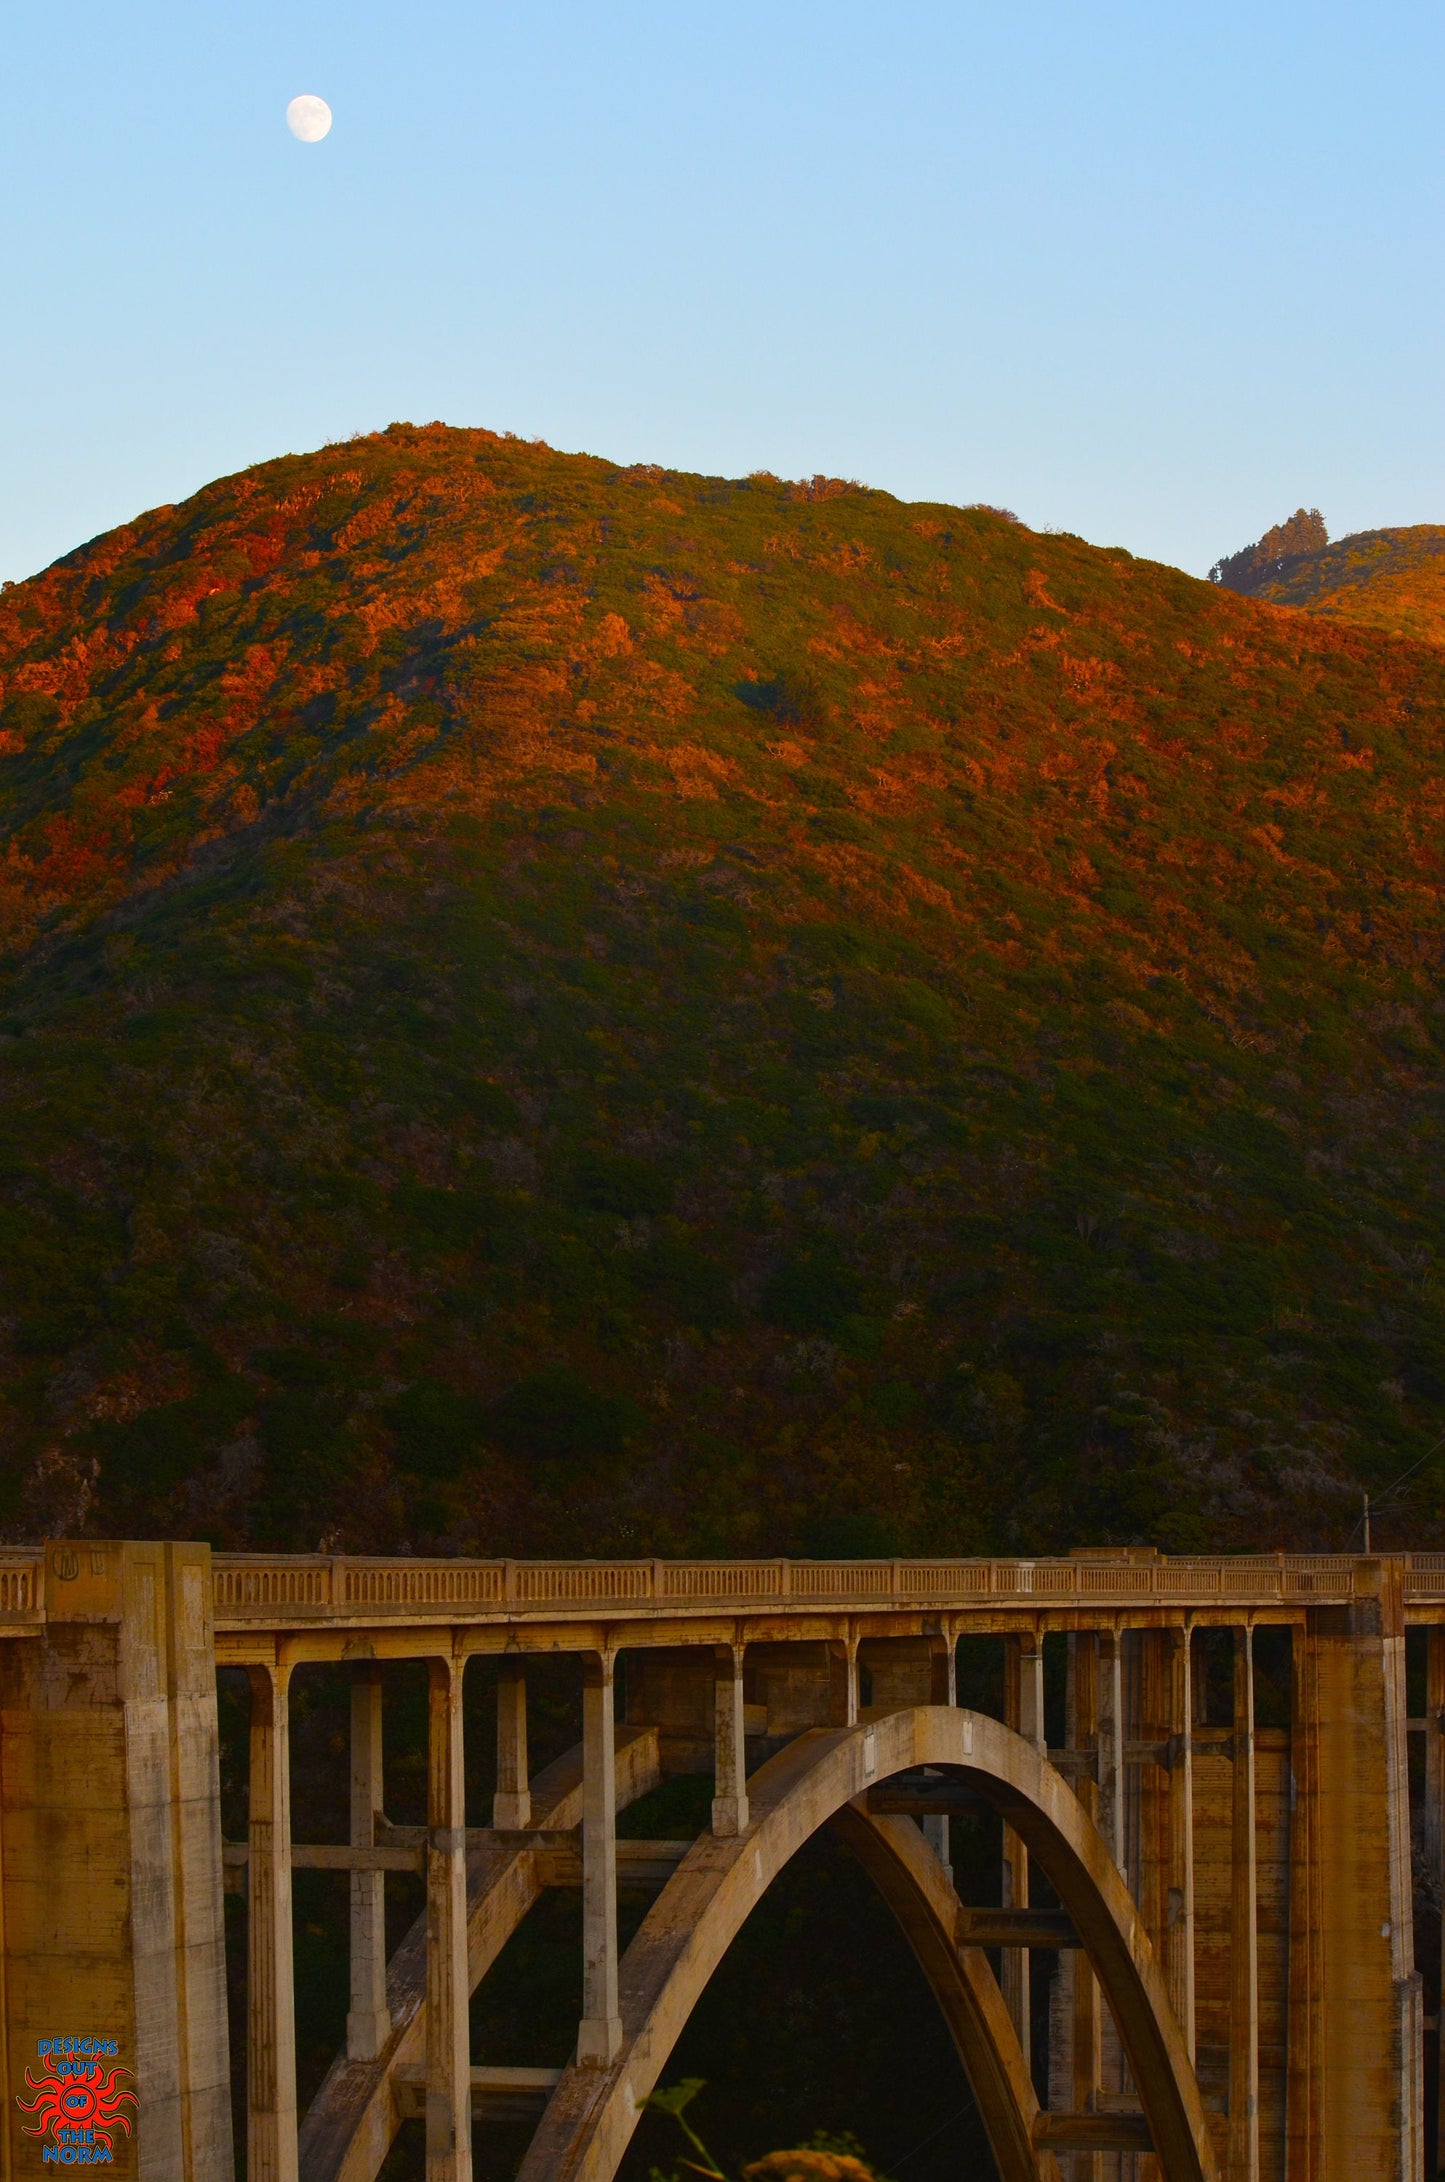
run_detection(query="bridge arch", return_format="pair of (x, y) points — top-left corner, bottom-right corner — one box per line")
(516, 1707), (1217, 2182)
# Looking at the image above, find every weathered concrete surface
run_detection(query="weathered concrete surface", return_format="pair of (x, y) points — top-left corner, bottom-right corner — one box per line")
(424, 1656), (471, 2182)
(1193, 1727), (1292, 2182)
(0, 1541), (231, 2182)
(1287, 1562), (1422, 2182)
(516, 1708), (1215, 2182)
(248, 1650), (298, 2182)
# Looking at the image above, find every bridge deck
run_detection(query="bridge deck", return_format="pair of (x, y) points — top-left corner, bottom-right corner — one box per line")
(207, 1548), (1445, 1629)
(10, 1546), (1445, 1636)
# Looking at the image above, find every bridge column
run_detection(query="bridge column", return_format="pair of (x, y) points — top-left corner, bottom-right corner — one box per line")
(1166, 1627), (1196, 2062)
(1055, 1634), (1104, 2177)
(713, 1644), (750, 1836)
(1429, 1628), (1445, 2172)
(493, 1661), (531, 1828)
(1097, 1628), (1130, 2177)
(347, 1665), (391, 2062)
(248, 1649), (298, 2182)
(579, 1651), (623, 2066)
(1288, 1558), (1421, 2182)
(922, 1626), (957, 1870)
(1229, 1627), (1259, 2182)
(1143, 1632), (1196, 2173)
(1003, 1631), (1046, 2060)
(426, 1653), (472, 2182)
(827, 1630), (860, 1727)
(1098, 1627), (1125, 1877)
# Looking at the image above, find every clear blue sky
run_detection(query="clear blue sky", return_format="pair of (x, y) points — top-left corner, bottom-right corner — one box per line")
(3, 2), (1442, 584)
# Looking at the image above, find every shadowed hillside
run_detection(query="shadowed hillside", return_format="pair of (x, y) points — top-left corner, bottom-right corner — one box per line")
(1213, 513), (1445, 647)
(2, 423), (1445, 1557)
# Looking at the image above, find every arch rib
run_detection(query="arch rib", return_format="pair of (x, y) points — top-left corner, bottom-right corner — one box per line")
(297, 1726), (662, 2182)
(517, 1708), (1216, 2182)
(826, 1798), (1053, 2182)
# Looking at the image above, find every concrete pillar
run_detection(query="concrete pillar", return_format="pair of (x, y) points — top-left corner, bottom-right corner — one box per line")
(1003, 1633), (1046, 2061)
(1287, 1560), (1422, 2182)
(1002, 1637), (1027, 2052)
(1136, 1634), (1167, 1969)
(1166, 1627), (1196, 2062)
(1072, 1634), (1104, 2182)
(1229, 1626), (1259, 2182)
(1130, 1634), (1169, 2182)
(1098, 1627), (1130, 2182)
(922, 1627), (956, 1870)
(578, 1653), (622, 2066)
(0, 1542), (233, 2182)
(347, 1666), (390, 2061)
(426, 1654), (472, 2182)
(492, 1661), (531, 1829)
(248, 1651), (298, 2182)
(827, 1631), (859, 1727)
(161, 1544), (234, 2182)
(712, 1644), (749, 1837)
(1098, 1626), (1126, 1877)
(1428, 1627), (1445, 2172)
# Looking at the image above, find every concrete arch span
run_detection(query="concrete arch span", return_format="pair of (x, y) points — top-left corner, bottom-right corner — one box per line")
(516, 1707), (1218, 2182)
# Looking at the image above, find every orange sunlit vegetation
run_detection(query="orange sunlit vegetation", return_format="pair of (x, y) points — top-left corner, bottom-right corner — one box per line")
(1, 426), (1444, 1559)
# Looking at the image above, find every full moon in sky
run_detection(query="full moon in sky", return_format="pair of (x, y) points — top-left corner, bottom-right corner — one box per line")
(286, 95), (333, 143)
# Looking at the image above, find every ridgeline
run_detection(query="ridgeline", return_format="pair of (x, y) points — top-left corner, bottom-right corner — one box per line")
(1212, 508), (1445, 647)
(2, 425), (1444, 1558)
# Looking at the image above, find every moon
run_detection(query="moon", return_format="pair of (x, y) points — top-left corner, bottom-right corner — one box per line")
(286, 95), (333, 143)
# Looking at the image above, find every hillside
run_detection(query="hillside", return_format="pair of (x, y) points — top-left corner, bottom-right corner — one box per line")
(1214, 515), (1445, 647)
(2, 424), (1445, 1559)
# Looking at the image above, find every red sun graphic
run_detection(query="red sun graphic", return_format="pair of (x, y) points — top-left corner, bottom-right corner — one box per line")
(17, 2061), (135, 2150)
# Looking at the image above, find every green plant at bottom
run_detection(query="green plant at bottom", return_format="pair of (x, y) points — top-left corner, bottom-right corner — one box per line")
(645, 2082), (886, 2182)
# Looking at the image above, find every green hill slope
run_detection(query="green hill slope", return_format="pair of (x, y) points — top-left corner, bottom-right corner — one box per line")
(1214, 514), (1445, 647)
(2, 423), (1445, 1558)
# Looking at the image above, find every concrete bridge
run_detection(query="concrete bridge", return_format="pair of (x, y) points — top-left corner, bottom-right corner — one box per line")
(1, 1545), (1442, 2180)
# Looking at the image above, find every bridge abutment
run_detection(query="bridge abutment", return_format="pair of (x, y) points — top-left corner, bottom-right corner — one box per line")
(0, 1541), (231, 2182)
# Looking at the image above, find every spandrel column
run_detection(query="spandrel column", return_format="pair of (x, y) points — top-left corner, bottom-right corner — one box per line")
(1095, 1626), (1127, 2176)
(922, 1626), (957, 1871)
(712, 1643), (750, 1837)
(1136, 1633), (1167, 1968)
(1429, 1627), (1445, 2171)
(1166, 1626), (1196, 2061)
(1097, 1627), (1126, 1876)
(827, 1629), (860, 1728)
(578, 1651), (622, 2066)
(347, 1664), (390, 2061)
(247, 1651), (298, 2182)
(1073, 1634), (1104, 2182)
(1002, 1631), (1046, 2058)
(426, 1653), (472, 2182)
(1229, 1625), (1260, 2182)
(493, 1661), (531, 1829)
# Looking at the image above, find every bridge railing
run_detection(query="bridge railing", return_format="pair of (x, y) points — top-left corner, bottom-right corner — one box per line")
(0, 1543), (1431, 1633)
(202, 1548), (1438, 1625)
(0, 1549), (46, 1627)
